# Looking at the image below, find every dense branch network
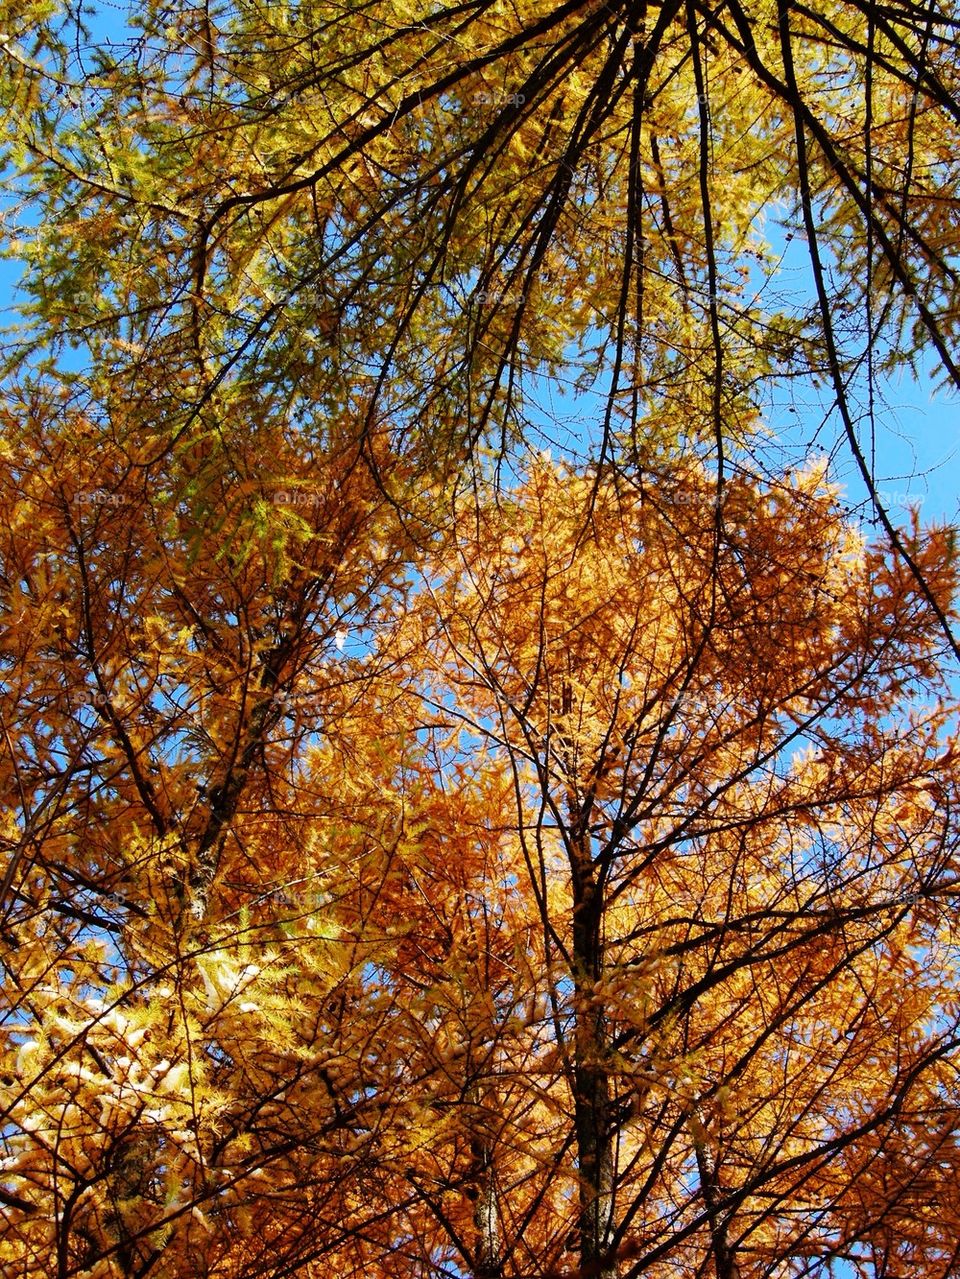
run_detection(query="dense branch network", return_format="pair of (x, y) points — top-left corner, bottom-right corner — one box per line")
(0, 1), (959, 1277)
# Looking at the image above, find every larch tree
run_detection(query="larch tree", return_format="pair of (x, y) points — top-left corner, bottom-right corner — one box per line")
(3, 0), (959, 492)
(1, 0), (960, 1277)
(387, 457), (960, 1278)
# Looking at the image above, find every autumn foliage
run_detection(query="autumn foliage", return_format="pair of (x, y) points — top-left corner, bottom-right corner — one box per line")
(2, 429), (959, 1276)
(2, 0), (960, 1276)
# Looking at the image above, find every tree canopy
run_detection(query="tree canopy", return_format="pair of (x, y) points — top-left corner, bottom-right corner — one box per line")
(1, 0), (960, 1276)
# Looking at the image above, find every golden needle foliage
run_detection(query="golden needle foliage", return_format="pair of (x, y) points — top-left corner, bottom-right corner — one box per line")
(1, 0), (960, 1275)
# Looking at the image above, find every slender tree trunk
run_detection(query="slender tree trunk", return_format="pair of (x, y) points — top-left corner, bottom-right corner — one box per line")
(572, 866), (616, 1279)
(694, 1129), (739, 1279)
(471, 1138), (501, 1279)
(467, 1081), (502, 1279)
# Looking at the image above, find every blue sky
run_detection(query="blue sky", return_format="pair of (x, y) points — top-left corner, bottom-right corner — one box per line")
(761, 228), (960, 529)
(0, 15), (954, 1276)
(3, 0), (957, 536)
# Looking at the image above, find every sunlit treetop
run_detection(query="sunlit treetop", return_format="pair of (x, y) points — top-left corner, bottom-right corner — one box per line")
(3, 0), (958, 475)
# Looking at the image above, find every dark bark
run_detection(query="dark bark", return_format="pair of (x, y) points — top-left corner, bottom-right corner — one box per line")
(572, 862), (616, 1279)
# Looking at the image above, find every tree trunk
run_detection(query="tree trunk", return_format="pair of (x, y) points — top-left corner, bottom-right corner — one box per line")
(472, 1139), (501, 1279)
(467, 1081), (502, 1279)
(572, 868), (616, 1279)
